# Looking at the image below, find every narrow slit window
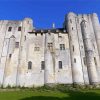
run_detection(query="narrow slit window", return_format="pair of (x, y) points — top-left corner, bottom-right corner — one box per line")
(24, 36), (26, 41)
(83, 57), (86, 65)
(94, 57), (97, 66)
(74, 58), (76, 63)
(93, 44), (95, 50)
(28, 61), (32, 69)
(72, 27), (73, 30)
(59, 61), (62, 69)
(70, 19), (72, 23)
(41, 61), (45, 70)
(8, 27), (12, 32)
(73, 45), (74, 52)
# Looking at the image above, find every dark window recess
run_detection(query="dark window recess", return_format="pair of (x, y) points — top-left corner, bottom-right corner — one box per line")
(28, 61), (32, 69)
(48, 32), (51, 35)
(73, 45), (74, 52)
(58, 33), (62, 38)
(94, 57), (97, 66)
(74, 58), (76, 63)
(41, 61), (45, 70)
(48, 43), (53, 51)
(8, 27), (12, 32)
(35, 33), (37, 36)
(9, 54), (12, 58)
(34, 47), (40, 51)
(72, 27), (73, 30)
(15, 42), (19, 48)
(58, 36), (62, 38)
(18, 27), (21, 31)
(41, 33), (43, 35)
(27, 21), (29, 24)
(60, 44), (65, 50)
(59, 61), (62, 69)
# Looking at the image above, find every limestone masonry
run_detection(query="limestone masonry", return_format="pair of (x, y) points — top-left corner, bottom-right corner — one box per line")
(0, 12), (100, 87)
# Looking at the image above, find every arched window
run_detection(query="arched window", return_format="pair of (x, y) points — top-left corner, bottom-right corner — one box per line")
(28, 61), (32, 69)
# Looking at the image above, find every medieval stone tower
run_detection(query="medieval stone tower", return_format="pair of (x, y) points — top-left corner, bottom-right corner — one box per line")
(0, 12), (100, 87)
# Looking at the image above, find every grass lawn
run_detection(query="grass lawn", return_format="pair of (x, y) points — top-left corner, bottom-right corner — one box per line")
(0, 89), (100, 100)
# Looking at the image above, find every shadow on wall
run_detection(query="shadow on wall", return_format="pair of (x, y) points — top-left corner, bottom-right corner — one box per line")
(20, 91), (100, 100)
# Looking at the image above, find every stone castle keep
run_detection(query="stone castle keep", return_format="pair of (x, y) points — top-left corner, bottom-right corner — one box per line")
(0, 12), (100, 87)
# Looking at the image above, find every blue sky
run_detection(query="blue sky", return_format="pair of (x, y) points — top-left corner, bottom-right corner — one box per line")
(0, 0), (100, 29)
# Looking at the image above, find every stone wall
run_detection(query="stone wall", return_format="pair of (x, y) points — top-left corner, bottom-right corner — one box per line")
(0, 12), (100, 87)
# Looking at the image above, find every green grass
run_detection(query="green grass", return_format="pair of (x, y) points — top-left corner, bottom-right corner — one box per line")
(0, 88), (100, 100)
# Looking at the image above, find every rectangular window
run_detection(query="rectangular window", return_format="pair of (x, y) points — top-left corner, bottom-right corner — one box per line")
(48, 43), (53, 51)
(15, 42), (19, 48)
(28, 61), (32, 69)
(41, 61), (45, 70)
(59, 61), (62, 69)
(8, 27), (12, 32)
(18, 27), (21, 31)
(34, 47), (40, 51)
(60, 44), (65, 50)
